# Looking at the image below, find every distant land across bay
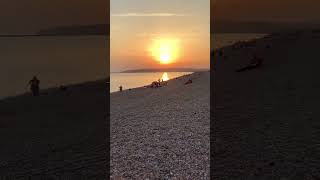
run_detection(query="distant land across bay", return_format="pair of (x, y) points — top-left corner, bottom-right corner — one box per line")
(212, 20), (320, 33)
(38, 24), (109, 36)
(0, 24), (109, 37)
(118, 68), (209, 73)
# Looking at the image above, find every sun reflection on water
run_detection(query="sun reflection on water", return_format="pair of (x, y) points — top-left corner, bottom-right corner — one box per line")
(161, 72), (169, 81)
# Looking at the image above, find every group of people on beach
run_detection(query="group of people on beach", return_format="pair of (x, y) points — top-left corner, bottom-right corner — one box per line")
(119, 76), (195, 92)
(119, 79), (166, 92)
(150, 79), (166, 88)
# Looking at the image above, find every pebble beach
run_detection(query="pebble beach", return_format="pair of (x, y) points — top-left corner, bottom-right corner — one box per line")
(111, 71), (210, 179)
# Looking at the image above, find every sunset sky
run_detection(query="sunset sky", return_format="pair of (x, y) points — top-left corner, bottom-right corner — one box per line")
(111, 0), (210, 72)
(0, 0), (108, 34)
(212, 0), (320, 22)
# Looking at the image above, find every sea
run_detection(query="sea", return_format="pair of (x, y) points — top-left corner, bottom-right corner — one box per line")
(211, 33), (266, 49)
(111, 33), (266, 93)
(0, 33), (265, 98)
(0, 36), (108, 99)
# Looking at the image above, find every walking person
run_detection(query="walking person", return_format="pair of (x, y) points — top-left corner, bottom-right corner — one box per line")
(28, 76), (40, 96)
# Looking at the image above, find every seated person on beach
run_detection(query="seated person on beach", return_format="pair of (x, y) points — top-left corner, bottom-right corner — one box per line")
(28, 76), (40, 96)
(149, 81), (162, 88)
(155, 81), (160, 88)
(236, 54), (264, 72)
(185, 79), (193, 85)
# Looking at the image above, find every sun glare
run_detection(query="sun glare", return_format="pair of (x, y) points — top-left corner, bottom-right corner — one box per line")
(162, 72), (169, 81)
(149, 38), (180, 64)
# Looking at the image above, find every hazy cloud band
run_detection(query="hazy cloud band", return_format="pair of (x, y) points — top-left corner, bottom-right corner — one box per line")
(111, 13), (189, 17)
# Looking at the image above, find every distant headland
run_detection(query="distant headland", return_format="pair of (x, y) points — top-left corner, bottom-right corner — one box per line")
(119, 68), (209, 73)
(0, 24), (109, 37)
(212, 20), (320, 33)
(38, 24), (109, 36)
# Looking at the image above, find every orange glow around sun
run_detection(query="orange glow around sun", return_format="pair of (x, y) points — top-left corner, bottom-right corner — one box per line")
(149, 38), (180, 64)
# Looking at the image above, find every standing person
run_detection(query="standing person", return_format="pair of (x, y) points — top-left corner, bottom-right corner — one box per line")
(119, 85), (123, 92)
(28, 76), (40, 96)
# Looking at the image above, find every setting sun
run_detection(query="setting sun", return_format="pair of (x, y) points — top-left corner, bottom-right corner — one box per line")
(149, 38), (180, 64)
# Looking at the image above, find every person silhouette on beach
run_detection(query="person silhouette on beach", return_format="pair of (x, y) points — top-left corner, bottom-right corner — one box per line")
(28, 76), (40, 96)
(119, 85), (123, 92)
(250, 54), (263, 66)
(185, 79), (193, 85)
(236, 54), (263, 72)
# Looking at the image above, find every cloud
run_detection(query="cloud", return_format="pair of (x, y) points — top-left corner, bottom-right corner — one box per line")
(111, 13), (189, 17)
(136, 32), (208, 39)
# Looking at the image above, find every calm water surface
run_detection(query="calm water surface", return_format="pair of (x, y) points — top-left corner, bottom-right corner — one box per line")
(212, 33), (266, 49)
(0, 36), (108, 99)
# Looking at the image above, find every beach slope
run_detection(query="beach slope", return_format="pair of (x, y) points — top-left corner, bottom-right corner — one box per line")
(111, 71), (210, 179)
(213, 30), (320, 179)
(0, 80), (108, 179)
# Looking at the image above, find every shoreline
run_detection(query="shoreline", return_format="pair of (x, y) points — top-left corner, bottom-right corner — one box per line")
(212, 33), (269, 51)
(0, 78), (109, 101)
(110, 72), (195, 94)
